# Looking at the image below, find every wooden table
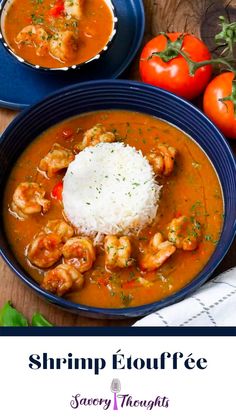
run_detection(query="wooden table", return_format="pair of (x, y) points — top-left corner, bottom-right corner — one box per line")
(0, 0), (235, 326)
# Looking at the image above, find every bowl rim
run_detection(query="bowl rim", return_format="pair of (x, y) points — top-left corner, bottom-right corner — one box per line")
(0, 79), (236, 318)
(0, 0), (118, 71)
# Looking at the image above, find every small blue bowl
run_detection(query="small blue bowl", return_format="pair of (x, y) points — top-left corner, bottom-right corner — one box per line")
(0, 80), (235, 319)
(0, 0), (118, 72)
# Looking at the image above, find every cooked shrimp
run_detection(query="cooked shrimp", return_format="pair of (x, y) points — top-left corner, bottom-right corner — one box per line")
(16, 25), (49, 56)
(64, 0), (84, 20)
(62, 236), (96, 273)
(39, 143), (74, 177)
(42, 264), (84, 296)
(139, 232), (176, 272)
(147, 144), (177, 176)
(27, 232), (62, 268)
(43, 220), (74, 243)
(11, 182), (50, 219)
(49, 31), (78, 62)
(167, 216), (201, 251)
(80, 124), (116, 150)
(104, 235), (133, 270)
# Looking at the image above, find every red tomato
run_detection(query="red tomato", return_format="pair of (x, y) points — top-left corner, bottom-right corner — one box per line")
(139, 33), (212, 100)
(122, 280), (137, 289)
(62, 128), (74, 140)
(174, 211), (182, 218)
(52, 181), (63, 201)
(97, 277), (109, 286)
(203, 72), (236, 139)
(49, 0), (64, 17)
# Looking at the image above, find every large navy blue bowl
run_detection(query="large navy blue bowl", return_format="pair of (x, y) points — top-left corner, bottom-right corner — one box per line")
(0, 80), (235, 319)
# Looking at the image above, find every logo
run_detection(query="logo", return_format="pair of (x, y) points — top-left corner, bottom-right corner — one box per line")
(70, 379), (169, 411)
(110, 378), (121, 410)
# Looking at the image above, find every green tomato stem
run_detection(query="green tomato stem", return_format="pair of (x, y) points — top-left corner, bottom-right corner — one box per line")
(219, 79), (236, 115)
(150, 47), (236, 77)
(215, 16), (236, 58)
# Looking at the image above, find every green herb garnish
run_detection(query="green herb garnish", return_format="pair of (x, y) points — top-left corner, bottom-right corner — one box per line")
(0, 302), (53, 327)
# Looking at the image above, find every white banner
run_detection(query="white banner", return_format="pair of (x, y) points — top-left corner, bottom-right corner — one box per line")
(0, 336), (234, 418)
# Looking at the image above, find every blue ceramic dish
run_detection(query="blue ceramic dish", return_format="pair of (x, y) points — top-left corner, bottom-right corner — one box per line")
(0, 0), (145, 109)
(0, 0), (118, 71)
(0, 80), (235, 319)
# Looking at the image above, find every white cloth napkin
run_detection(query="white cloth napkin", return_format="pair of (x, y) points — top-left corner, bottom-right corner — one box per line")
(134, 268), (236, 327)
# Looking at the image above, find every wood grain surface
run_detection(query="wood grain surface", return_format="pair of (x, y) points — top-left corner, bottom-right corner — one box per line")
(0, 0), (235, 327)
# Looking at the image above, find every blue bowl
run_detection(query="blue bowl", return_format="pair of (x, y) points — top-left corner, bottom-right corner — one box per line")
(0, 80), (236, 319)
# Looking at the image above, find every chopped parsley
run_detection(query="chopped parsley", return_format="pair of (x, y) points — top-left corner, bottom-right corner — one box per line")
(191, 200), (203, 214)
(31, 14), (44, 24)
(120, 292), (133, 307)
(204, 234), (218, 244)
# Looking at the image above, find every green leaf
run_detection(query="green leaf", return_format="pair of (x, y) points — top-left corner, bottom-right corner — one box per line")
(0, 302), (28, 327)
(31, 313), (53, 327)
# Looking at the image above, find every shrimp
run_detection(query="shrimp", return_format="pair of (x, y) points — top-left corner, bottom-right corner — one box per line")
(64, 0), (84, 20)
(167, 216), (201, 251)
(49, 31), (78, 62)
(104, 235), (133, 270)
(43, 220), (74, 243)
(27, 232), (63, 268)
(39, 143), (74, 177)
(62, 237), (96, 273)
(42, 264), (84, 296)
(147, 144), (177, 176)
(79, 124), (116, 150)
(15, 25), (49, 56)
(139, 232), (176, 272)
(11, 182), (50, 219)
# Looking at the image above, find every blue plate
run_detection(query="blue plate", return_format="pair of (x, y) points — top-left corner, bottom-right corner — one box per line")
(0, 80), (235, 319)
(0, 0), (144, 110)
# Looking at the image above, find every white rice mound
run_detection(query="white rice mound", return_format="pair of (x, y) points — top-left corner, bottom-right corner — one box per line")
(63, 142), (161, 236)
